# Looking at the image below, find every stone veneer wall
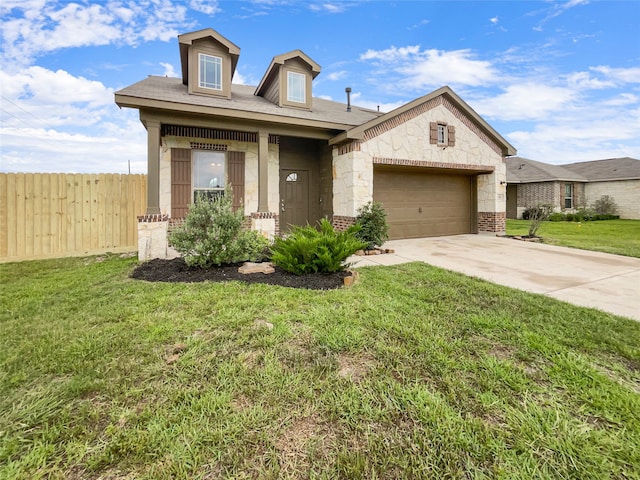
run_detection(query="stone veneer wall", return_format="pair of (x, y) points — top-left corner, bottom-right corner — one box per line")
(333, 100), (507, 234)
(584, 180), (640, 219)
(137, 214), (169, 261)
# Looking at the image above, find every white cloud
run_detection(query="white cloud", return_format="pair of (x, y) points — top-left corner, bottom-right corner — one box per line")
(1, 0), (191, 67)
(490, 17), (499, 24)
(309, 3), (347, 14)
(160, 62), (179, 78)
(327, 70), (347, 81)
(361, 45), (497, 91)
(360, 45), (421, 62)
(189, 0), (220, 15)
(472, 83), (575, 121)
(0, 122), (147, 174)
(590, 66), (640, 84)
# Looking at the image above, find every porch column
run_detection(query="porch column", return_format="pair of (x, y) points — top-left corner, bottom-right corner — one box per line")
(145, 120), (161, 215)
(257, 130), (269, 212)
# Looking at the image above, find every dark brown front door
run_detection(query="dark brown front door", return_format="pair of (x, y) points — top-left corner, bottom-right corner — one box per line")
(280, 169), (309, 232)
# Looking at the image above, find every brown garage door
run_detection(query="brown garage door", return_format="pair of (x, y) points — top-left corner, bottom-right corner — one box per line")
(373, 168), (474, 239)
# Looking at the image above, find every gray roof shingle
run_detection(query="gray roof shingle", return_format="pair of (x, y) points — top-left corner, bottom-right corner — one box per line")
(506, 157), (587, 183)
(115, 76), (382, 128)
(563, 157), (640, 181)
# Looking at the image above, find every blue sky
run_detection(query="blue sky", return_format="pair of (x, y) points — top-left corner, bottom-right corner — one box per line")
(1, 0), (638, 173)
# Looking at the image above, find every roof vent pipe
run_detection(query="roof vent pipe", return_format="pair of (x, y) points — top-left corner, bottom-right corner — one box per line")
(345, 87), (352, 112)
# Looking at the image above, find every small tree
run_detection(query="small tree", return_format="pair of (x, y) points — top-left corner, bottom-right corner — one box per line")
(592, 195), (618, 215)
(169, 192), (268, 268)
(354, 201), (389, 250)
(524, 204), (552, 237)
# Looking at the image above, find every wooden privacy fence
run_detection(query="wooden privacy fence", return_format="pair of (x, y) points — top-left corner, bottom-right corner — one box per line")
(0, 173), (147, 261)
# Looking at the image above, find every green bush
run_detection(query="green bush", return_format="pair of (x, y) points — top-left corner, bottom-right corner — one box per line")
(354, 201), (389, 250)
(271, 219), (366, 275)
(548, 212), (566, 222)
(592, 195), (618, 215)
(169, 192), (269, 268)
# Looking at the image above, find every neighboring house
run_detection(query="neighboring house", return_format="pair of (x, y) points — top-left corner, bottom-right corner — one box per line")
(115, 28), (516, 260)
(506, 157), (640, 219)
(564, 158), (640, 219)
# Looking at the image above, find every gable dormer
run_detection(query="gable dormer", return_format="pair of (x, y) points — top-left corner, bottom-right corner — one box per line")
(255, 50), (321, 111)
(178, 28), (240, 99)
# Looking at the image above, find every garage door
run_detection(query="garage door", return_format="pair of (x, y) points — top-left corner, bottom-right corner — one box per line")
(373, 168), (474, 239)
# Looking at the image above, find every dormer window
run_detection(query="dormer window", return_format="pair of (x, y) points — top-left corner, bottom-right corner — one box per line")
(199, 53), (222, 90)
(287, 71), (306, 103)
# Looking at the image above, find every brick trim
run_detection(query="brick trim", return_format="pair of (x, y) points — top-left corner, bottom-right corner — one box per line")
(250, 211), (278, 219)
(373, 157), (495, 172)
(477, 211), (506, 233)
(360, 95), (503, 156)
(189, 142), (228, 150)
(138, 214), (169, 222)
(336, 141), (362, 156)
(332, 215), (356, 231)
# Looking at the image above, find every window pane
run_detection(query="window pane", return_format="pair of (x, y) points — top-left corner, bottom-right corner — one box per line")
(199, 54), (222, 90)
(287, 72), (305, 103)
(193, 151), (225, 189)
(437, 124), (446, 144)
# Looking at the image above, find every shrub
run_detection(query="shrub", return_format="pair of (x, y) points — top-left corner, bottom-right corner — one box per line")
(548, 212), (566, 222)
(271, 219), (366, 275)
(592, 195), (618, 215)
(354, 201), (389, 250)
(523, 204), (552, 237)
(169, 192), (269, 268)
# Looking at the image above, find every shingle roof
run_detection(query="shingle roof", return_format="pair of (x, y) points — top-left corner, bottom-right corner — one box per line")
(563, 157), (640, 181)
(115, 76), (382, 128)
(506, 157), (587, 183)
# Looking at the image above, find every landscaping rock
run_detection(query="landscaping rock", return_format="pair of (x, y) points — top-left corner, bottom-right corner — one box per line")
(238, 262), (275, 274)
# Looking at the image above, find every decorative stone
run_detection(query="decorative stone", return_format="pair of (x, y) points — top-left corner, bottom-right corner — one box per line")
(238, 262), (275, 275)
(343, 270), (359, 287)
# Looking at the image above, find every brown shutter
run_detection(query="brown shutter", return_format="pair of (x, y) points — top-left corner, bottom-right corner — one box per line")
(429, 122), (438, 144)
(227, 151), (245, 212)
(171, 148), (191, 219)
(447, 125), (456, 146)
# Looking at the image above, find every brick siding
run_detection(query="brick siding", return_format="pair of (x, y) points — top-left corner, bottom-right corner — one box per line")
(478, 211), (506, 233)
(332, 215), (356, 231)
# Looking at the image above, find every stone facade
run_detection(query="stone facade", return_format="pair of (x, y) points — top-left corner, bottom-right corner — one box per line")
(584, 180), (640, 219)
(332, 100), (507, 234)
(137, 214), (169, 261)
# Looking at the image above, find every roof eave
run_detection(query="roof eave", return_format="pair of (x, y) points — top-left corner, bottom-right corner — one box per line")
(114, 93), (356, 132)
(329, 86), (517, 156)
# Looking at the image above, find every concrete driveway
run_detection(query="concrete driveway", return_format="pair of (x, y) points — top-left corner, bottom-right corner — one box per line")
(350, 234), (640, 321)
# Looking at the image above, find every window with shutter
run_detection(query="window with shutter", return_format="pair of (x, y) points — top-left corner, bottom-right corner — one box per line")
(447, 125), (456, 147)
(429, 122), (438, 144)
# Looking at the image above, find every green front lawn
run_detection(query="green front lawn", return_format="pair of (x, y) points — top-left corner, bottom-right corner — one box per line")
(507, 219), (640, 258)
(1, 255), (639, 479)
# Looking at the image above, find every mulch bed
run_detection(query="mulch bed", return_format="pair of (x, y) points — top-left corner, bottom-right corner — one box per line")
(130, 257), (350, 290)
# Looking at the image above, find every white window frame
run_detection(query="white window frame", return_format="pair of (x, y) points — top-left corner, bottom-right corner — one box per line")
(564, 183), (573, 209)
(287, 71), (306, 103)
(192, 150), (226, 202)
(437, 123), (447, 145)
(199, 53), (222, 91)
